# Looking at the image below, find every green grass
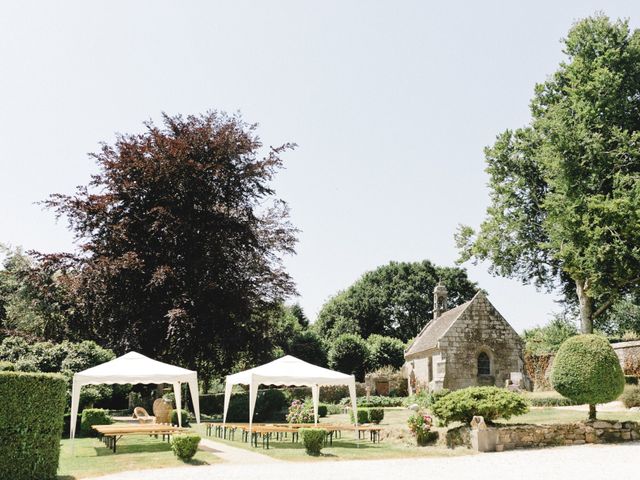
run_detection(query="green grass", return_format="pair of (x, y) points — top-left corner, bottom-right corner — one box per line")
(57, 434), (219, 479)
(196, 409), (473, 462)
(497, 407), (640, 425)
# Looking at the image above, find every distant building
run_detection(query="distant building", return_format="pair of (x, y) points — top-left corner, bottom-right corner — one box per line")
(404, 284), (527, 392)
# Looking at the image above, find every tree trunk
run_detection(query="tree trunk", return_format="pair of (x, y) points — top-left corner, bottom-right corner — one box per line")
(588, 404), (596, 420)
(575, 279), (593, 334)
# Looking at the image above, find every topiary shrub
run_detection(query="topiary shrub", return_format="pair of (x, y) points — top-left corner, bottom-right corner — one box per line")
(300, 428), (326, 455)
(550, 334), (625, 419)
(349, 408), (370, 424)
(0, 371), (66, 480)
(171, 434), (201, 460)
(81, 408), (112, 436)
(368, 408), (384, 424)
(318, 404), (328, 417)
(170, 409), (191, 427)
(621, 387), (640, 408)
(0, 361), (14, 371)
(431, 386), (529, 426)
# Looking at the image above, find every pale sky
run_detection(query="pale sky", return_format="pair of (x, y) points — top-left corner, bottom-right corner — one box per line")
(1, 1), (638, 334)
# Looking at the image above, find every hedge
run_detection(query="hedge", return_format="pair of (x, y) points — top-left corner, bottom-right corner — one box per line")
(0, 371), (67, 480)
(81, 409), (112, 436)
(340, 395), (404, 408)
(431, 386), (529, 425)
(171, 434), (201, 460)
(550, 334), (625, 407)
(201, 389), (288, 421)
(300, 428), (326, 455)
(170, 409), (191, 427)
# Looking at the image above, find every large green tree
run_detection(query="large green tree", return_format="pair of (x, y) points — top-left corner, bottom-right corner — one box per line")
(44, 112), (298, 377)
(314, 260), (477, 342)
(457, 15), (640, 334)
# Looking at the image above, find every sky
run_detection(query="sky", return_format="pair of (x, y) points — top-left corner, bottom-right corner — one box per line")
(1, 1), (639, 334)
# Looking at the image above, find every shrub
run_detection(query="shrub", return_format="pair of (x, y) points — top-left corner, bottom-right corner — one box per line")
(199, 393), (224, 414)
(368, 408), (384, 424)
(0, 371), (66, 480)
(286, 399), (314, 423)
(340, 395), (404, 408)
(625, 376), (639, 385)
(407, 411), (437, 445)
(318, 383), (366, 403)
(0, 361), (14, 371)
(300, 428), (326, 455)
(349, 408), (370, 424)
(80, 408), (112, 436)
(431, 386), (529, 426)
(621, 387), (640, 408)
(326, 404), (343, 415)
(171, 434), (201, 460)
(170, 409), (191, 427)
(318, 404), (328, 417)
(328, 333), (370, 381)
(550, 334), (625, 418)
(525, 395), (579, 407)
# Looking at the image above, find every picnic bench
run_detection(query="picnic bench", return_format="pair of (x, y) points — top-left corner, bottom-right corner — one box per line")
(92, 423), (188, 453)
(204, 422), (383, 448)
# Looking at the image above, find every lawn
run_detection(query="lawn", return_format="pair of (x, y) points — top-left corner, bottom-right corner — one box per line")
(498, 408), (640, 425)
(57, 434), (219, 479)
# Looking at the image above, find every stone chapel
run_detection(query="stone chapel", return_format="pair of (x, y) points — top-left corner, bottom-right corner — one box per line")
(404, 284), (527, 393)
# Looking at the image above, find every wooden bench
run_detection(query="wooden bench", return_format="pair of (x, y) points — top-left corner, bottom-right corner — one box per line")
(92, 423), (188, 453)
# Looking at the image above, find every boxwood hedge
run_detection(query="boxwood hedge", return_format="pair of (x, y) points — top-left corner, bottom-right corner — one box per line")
(0, 371), (67, 480)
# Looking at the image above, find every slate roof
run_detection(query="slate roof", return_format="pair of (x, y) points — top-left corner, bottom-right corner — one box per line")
(404, 299), (473, 357)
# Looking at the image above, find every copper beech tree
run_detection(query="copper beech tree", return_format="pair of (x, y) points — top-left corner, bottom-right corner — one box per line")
(45, 112), (297, 377)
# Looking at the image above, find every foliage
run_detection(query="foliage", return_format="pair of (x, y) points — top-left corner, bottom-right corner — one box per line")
(80, 409), (112, 436)
(286, 399), (314, 423)
(299, 428), (326, 455)
(550, 334), (625, 413)
(456, 15), (640, 333)
(342, 395), (405, 408)
(222, 389), (288, 422)
(286, 329), (328, 367)
(170, 434), (201, 461)
(170, 409), (191, 427)
(523, 315), (579, 355)
(0, 371), (66, 480)
(522, 392), (580, 407)
(598, 295), (640, 337)
(43, 111), (297, 377)
(431, 386), (529, 426)
(328, 333), (370, 381)
(367, 335), (406, 370)
(0, 360), (14, 371)
(407, 411), (435, 445)
(317, 383), (366, 404)
(349, 408), (370, 424)
(317, 404), (328, 417)
(368, 408), (384, 424)
(315, 260), (477, 342)
(620, 387), (640, 408)
(366, 366), (408, 397)
(623, 352), (640, 377)
(403, 388), (451, 409)
(0, 245), (72, 341)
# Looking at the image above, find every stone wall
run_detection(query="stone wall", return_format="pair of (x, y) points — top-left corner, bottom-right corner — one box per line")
(439, 293), (525, 390)
(494, 420), (640, 451)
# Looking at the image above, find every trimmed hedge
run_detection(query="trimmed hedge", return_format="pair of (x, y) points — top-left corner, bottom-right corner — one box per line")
(431, 386), (529, 426)
(368, 408), (384, 424)
(0, 371), (67, 480)
(340, 395), (404, 408)
(550, 335), (625, 406)
(199, 389), (287, 421)
(621, 387), (640, 408)
(170, 409), (191, 427)
(318, 404), (328, 417)
(300, 428), (326, 455)
(81, 409), (112, 436)
(171, 434), (201, 460)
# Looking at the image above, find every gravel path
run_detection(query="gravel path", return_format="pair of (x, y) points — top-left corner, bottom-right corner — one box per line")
(95, 442), (640, 480)
(198, 438), (281, 464)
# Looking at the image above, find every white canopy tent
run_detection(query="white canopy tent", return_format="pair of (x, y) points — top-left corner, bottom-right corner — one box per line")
(223, 355), (358, 434)
(70, 352), (201, 440)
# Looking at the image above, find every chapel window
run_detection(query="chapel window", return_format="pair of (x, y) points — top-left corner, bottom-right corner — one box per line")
(477, 352), (491, 375)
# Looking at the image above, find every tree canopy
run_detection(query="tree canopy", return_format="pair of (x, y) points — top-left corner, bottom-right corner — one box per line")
(314, 260), (477, 342)
(456, 15), (640, 333)
(43, 111), (298, 377)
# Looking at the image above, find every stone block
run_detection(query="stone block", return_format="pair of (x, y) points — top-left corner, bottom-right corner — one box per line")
(591, 421), (612, 429)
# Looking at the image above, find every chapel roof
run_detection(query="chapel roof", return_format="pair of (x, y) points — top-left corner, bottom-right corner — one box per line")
(404, 295), (476, 357)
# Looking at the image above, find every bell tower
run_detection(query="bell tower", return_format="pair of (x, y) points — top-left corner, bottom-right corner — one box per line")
(433, 281), (448, 319)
